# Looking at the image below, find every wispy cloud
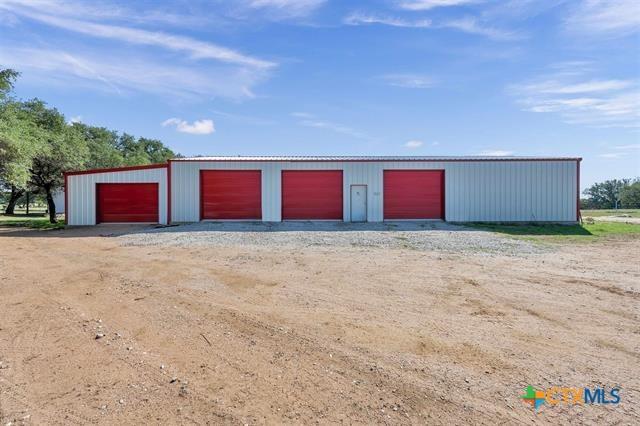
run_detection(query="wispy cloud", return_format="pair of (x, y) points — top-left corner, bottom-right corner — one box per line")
(68, 115), (82, 124)
(441, 17), (521, 40)
(404, 140), (424, 148)
(598, 153), (623, 159)
(598, 143), (640, 159)
(0, 0), (208, 27)
(510, 66), (640, 128)
(2, 8), (274, 69)
(162, 118), (215, 135)
(345, 11), (517, 40)
(613, 144), (640, 150)
(292, 112), (371, 140)
(344, 12), (431, 28)
(382, 74), (435, 89)
(0, 47), (266, 99)
(404, 140), (424, 149)
(477, 150), (514, 156)
(241, 0), (327, 19)
(398, 0), (482, 11)
(565, 0), (640, 37)
(0, 1), (275, 99)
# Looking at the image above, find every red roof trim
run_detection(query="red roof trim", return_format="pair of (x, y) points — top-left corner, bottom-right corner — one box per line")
(167, 160), (171, 224)
(64, 163), (168, 176)
(170, 158), (582, 163)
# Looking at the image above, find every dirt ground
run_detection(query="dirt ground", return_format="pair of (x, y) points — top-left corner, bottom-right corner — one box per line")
(0, 224), (638, 425)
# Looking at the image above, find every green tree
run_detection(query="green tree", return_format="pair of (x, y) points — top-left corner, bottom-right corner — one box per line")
(1, 68), (178, 221)
(118, 133), (150, 166)
(138, 137), (175, 164)
(0, 70), (48, 213)
(24, 101), (88, 222)
(620, 181), (640, 208)
(0, 69), (19, 100)
(72, 122), (123, 169)
(582, 179), (631, 209)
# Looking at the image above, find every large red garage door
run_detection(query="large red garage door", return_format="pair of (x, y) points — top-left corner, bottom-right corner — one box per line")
(200, 170), (262, 220)
(96, 183), (159, 223)
(384, 170), (444, 220)
(282, 170), (343, 220)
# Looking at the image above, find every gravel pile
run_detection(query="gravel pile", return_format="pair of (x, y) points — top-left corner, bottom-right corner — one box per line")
(118, 221), (549, 256)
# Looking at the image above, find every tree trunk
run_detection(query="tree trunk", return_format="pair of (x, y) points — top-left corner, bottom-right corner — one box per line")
(45, 188), (57, 223)
(4, 186), (24, 215)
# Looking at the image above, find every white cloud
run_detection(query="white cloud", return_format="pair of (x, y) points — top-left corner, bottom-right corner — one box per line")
(477, 150), (514, 156)
(405, 140), (424, 148)
(598, 143), (640, 159)
(292, 112), (371, 140)
(613, 144), (640, 150)
(382, 74), (435, 89)
(344, 12), (517, 40)
(598, 153), (623, 159)
(519, 79), (633, 95)
(162, 118), (215, 135)
(565, 0), (640, 37)
(344, 13), (431, 28)
(399, 0), (481, 11)
(0, 0), (205, 27)
(510, 67), (640, 128)
(441, 17), (521, 40)
(3, 10), (274, 69)
(68, 115), (82, 124)
(0, 47), (267, 99)
(244, 0), (327, 18)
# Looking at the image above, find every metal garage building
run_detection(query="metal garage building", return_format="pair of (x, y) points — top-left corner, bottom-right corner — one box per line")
(65, 156), (581, 225)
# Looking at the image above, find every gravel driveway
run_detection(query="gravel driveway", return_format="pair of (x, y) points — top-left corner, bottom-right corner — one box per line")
(119, 221), (548, 256)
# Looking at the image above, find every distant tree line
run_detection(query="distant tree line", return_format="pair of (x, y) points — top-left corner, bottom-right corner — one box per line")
(0, 68), (178, 223)
(581, 178), (640, 209)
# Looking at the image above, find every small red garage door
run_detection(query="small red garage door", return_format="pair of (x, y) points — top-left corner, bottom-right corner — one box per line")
(282, 170), (343, 220)
(384, 170), (444, 220)
(200, 170), (262, 220)
(96, 183), (159, 223)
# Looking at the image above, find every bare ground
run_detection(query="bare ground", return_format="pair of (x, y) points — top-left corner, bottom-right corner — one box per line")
(0, 224), (638, 425)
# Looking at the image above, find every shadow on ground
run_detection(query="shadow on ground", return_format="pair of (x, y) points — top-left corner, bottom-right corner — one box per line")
(466, 223), (592, 236)
(0, 220), (591, 239)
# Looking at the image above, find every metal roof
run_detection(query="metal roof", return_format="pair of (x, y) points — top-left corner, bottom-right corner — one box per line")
(174, 155), (581, 162)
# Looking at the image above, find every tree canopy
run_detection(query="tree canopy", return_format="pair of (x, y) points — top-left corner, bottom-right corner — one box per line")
(0, 68), (178, 221)
(582, 178), (640, 209)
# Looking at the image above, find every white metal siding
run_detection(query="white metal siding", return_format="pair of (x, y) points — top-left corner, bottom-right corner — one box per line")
(67, 168), (168, 225)
(170, 160), (577, 223)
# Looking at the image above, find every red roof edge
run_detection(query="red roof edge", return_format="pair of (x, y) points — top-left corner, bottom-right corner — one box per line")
(64, 163), (168, 176)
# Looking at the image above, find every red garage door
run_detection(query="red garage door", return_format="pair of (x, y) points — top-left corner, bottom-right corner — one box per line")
(384, 170), (444, 220)
(96, 183), (158, 223)
(282, 171), (343, 220)
(200, 170), (262, 220)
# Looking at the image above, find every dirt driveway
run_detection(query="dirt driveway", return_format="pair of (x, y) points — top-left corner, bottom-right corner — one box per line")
(0, 223), (638, 424)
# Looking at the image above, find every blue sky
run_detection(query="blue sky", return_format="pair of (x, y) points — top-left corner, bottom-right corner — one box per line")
(0, 0), (639, 188)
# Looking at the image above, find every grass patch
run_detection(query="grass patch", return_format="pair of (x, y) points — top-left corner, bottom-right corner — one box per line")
(581, 209), (640, 218)
(0, 214), (65, 230)
(466, 221), (640, 243)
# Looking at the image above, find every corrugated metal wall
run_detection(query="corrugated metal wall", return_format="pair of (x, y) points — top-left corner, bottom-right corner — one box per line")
(171, 160), (578, 223)
(67, 168), (168, 225)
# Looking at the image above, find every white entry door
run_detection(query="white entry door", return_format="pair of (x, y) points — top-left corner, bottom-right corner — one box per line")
(350, 185), (367, 222)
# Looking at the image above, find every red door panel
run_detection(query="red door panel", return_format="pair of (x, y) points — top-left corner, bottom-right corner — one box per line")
(383, 170), (444, 219)
(96, 183), (159, 223)
(282, 171), (343, 220)
(200, 170), (262, 220)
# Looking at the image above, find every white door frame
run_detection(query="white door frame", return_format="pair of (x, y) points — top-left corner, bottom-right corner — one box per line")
(350, 184), (367, 222)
